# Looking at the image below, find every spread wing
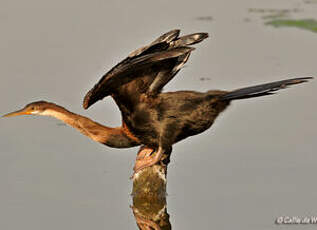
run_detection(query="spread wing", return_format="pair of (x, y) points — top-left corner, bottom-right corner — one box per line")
(83, 29), (208, 109)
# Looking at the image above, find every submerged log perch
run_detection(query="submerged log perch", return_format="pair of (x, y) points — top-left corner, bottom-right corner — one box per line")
(131, 148), (171, 230)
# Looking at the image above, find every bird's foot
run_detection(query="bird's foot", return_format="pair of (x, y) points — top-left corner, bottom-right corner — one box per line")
(135, 146), (154, 160)
(131, 147), (164, 179)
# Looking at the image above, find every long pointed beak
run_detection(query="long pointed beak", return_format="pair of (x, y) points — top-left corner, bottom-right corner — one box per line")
(2, 109), (31, 118)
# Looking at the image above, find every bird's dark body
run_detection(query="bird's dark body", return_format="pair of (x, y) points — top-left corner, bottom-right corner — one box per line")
(81, 29), (311, 171)
(114, 90), (229, 149)
(5, 30), (311, 174)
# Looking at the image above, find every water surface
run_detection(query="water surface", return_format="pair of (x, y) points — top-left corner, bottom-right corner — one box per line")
(1, 0), (316, 229)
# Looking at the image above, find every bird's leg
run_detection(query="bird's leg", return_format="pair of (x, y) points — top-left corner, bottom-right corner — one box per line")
(133, 146), (164, 174)
(131, 146), (156, 179)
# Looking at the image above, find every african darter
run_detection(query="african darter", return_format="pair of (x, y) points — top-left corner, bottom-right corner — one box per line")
(3, 30), (312, 174)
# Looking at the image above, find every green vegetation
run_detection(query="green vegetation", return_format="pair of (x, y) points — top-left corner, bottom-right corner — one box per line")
(266, 19), (317, 33)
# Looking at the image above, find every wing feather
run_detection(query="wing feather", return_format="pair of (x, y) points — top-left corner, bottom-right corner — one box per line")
(83, 30), (208, 109)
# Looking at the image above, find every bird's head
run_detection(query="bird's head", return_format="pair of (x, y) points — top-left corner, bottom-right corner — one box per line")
(2, 101), (54, 118)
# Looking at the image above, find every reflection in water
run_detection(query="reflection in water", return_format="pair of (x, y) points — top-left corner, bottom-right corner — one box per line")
(248, 5), (317, 33)
(266, 19), (317, 33)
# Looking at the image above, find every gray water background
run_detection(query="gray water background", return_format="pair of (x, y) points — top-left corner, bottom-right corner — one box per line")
(0, 0), (316, 229)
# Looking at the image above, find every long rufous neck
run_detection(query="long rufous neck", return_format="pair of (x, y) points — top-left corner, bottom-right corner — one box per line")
(41, 103), (139, 148)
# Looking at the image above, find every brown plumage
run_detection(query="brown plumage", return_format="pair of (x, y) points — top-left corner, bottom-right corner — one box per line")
(82, 29), (312, 172)
(3, 30), (312, 173)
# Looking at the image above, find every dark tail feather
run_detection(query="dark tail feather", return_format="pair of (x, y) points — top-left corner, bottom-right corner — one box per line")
(221, 77), (313, 100)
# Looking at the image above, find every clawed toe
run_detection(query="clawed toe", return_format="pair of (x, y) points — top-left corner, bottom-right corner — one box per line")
(132, 147), (164, 175)
(136, 147), (154, 160)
